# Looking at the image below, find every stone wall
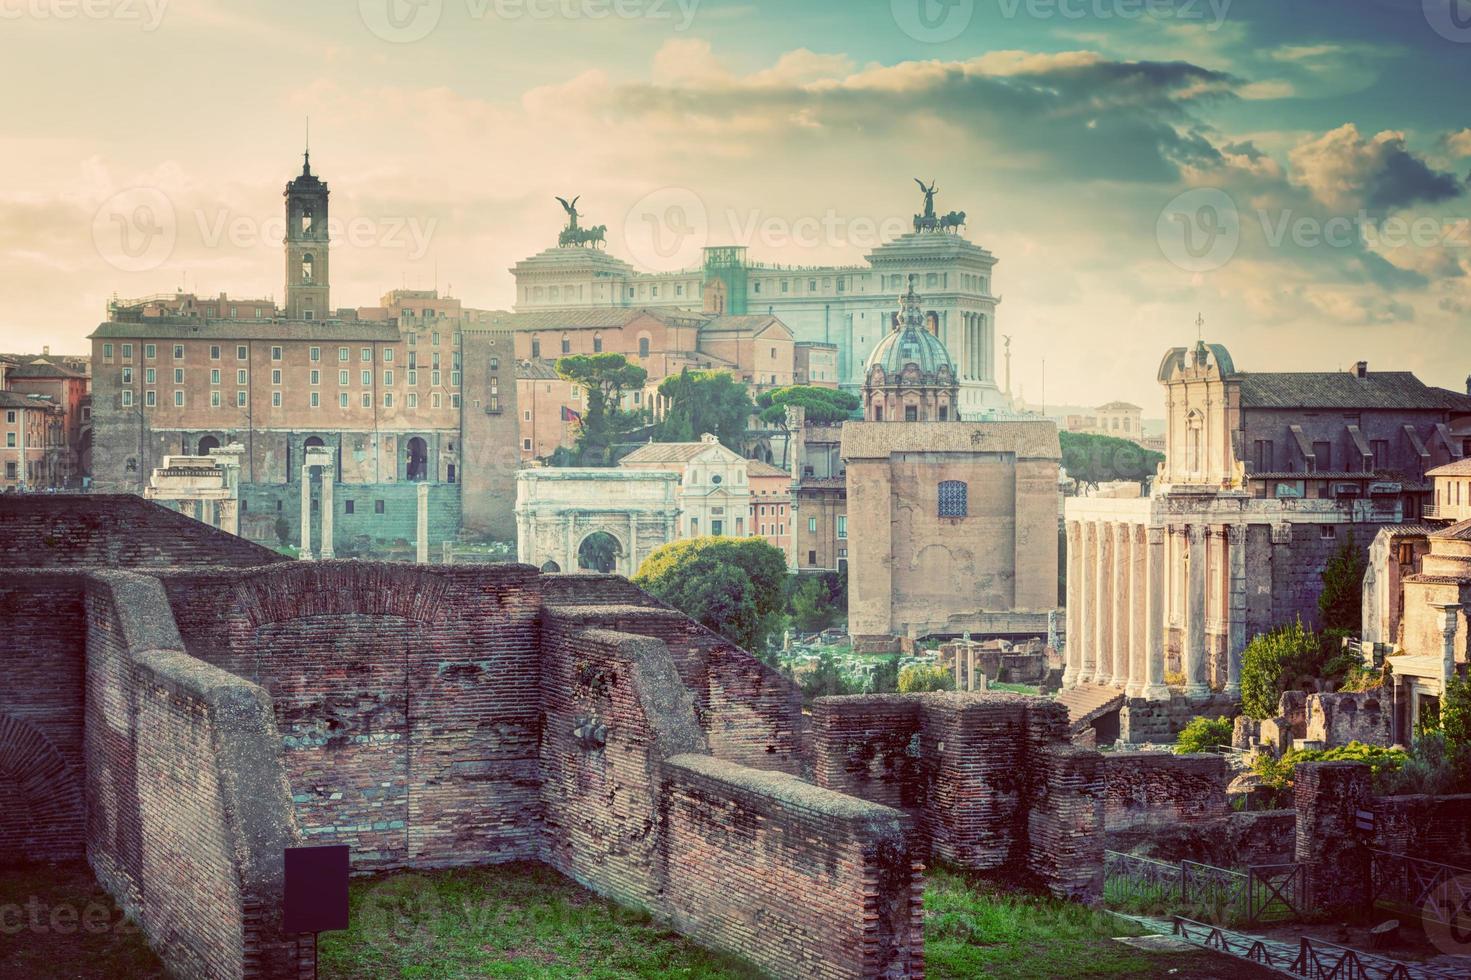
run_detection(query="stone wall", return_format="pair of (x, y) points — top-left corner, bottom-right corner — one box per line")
(1119, 693), (1238, 744)
(1108, 810), (1297, 866)
(1293, 761), (1374, 914)
(810, 692), (1104, 903)
(84, 571), (309, 978)
(1102, 753), (1229, 830)
(1370, 793), (1471, 861)
(1305, 691), (1393, 748)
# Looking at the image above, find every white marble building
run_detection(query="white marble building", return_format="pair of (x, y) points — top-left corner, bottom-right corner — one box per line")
(515, 468), (681, 576)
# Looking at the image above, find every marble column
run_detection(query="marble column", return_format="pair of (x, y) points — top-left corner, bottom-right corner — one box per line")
(1112, 522), (1130, 689)
(319, 467), (335, 559)
(218, 499), (239, 537)
(1186, 524), (1210, 699)
(1144, 525), (1169, 700)
(1063, 522), (1082, 687)
(1226, 524), (1246, 696)
(416, 481), (430, 565)
(967, 646), (977, 692)
(1094, 523), (1114, 686)
(1126, 524), (1146, 699)
(1437, 604), (1461, 688)
(299, 465), (314, 560)
(1077, 524), (1096, 685)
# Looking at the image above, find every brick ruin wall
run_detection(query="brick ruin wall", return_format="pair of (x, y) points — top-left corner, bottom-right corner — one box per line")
(84, 571), (310, 978)
(1, 528), (917, 979)
(1101, 753), (1229, 831)
(1305, 691), (1393, 748)
(809, 692), (1105, 904)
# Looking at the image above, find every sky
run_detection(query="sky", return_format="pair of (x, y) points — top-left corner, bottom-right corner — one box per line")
(3, 0), (1470, 409)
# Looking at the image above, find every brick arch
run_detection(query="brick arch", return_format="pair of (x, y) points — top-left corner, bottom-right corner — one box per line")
(0, 712), (83, 862)
(230, 563), (453, 630)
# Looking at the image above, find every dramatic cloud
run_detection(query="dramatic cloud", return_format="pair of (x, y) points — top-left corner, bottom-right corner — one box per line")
(1288, 124), (1463, 214)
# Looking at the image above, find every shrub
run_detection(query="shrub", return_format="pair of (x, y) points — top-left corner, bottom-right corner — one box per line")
(1174, 716), (1233, 754)
(899, 664), (956, 693)
(1317, 533), (1366, 633)
(800, 651), (858, 701)
(1239, 620), (1356, 719)
(1250, 740), (1408, 806)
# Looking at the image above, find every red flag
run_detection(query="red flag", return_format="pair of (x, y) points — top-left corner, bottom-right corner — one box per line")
(562, 405), (582, 424)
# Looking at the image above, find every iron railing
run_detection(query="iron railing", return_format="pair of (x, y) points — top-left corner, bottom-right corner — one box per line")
(1370, 849), (1471, 932)
(1173, 918), (1455, 980)
(1106, 851), (1305, 925)
(1249, 862), (1307, 923)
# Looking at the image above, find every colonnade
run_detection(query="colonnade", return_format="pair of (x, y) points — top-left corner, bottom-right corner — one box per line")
(299, 447), (334, 560)
(1063, 517), (1248, 701)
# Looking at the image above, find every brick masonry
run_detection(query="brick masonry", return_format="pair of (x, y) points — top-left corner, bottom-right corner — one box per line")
(1102, 753), (1229, 831)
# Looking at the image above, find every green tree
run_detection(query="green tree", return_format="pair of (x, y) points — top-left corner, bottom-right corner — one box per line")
(1059, 431), (1164, 493)
(1317, 532), (1366, 633)
(785, 570), (848, 634)
(634, 537), (788, 655)
(653, 369), (754, 450)
(1239, 619), (1355, 719)
(869, 655), (901, 694)
(755, 386), (861, 468)
(555, 353), (648, 465)
(801, 651), (859, 700)
(898, 663), (956, 693)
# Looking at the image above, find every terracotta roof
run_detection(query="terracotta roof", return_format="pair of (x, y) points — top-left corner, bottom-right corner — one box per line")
(1427, 459), (1471, 478)
(0, 391), (60, 410)
(516, 359), (562, 381)
(1237, 371), (1471, 411)
(618, 441), (716, 465)
(6, 359), (85, 379)
(747, 460), (792, 478)
(1431, 519), (1471, 542)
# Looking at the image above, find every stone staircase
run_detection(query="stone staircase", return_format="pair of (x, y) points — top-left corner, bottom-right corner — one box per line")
(1056, 683), (1126, 734)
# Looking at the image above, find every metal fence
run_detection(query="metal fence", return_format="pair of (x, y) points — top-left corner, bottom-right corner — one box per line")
(1370, 849), (1471, 931)
(1105, 851), (1305, 926)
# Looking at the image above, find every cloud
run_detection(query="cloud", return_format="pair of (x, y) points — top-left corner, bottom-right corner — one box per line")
(1288, 124), (1463, 214)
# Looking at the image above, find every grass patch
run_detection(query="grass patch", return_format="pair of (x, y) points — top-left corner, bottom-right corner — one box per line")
(318, 862), (763, 980)
(988, 682), (1041, 695)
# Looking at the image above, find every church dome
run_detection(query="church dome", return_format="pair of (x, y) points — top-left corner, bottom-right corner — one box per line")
(865, 276), (956, 379)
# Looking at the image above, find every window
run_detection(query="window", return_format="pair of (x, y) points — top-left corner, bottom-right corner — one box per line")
(339, 347), (349, 361)
(210, 391), (221, 408)
(383, 370), (394, 386)
(310, 392), (320, 408)
(432, 392), (442, 409)
(272, 391), (282, 408)
(362, 393), (371, 408)
(837, 516), (847, 539)
(173, 345), (184, 360)
(361, 370), (371, 386)
(344, 500), (355, 515)
(173, 390), (184, 407)
(339, 393), (349, 408)
(309, 347), (321, 362)
(211, 369), (221, 385)
(905, 405), (919, 422)
(310, 370), (320, 385)
(145, 344), (156, 359)
(237, 345), (247, 360)
(374, 500), (385, 514)
(271, 346), (282, 361)
(237, 369), (247, 385)
(938, 480), (968, 518)
(808, 517), (818, 532)
(638, 337), (651, 359)
(210, 345), (221, 360)
(432, 370), (441, 386)
(1320, 525), (1337, 540)
(339, 370), (349, 386)
(593, 334), (603, 353)
(361, 348), (372, 362)
(432, 331), (440, 346)
(145, 367), (155, 384)
(451, 371), (460, 387)
(808, 550), (817, 565)
(523, 438), (533, 451)
(145, 390), (156, 407)
(490, 357), (499, 370)
(384, 393), (394, 407)
(237, 391), (247, 407)
(121, 367), (133, 384)
(173, 368), (184, 384)
(121, 390), (133, 408)
(384, 348), (394, 363)
(122, 343), (133, 360)
(561, 335), (571, 354)
(407, 370), (418, 386)
(272, 369), (282, 385)
(531, 339), (541, 358)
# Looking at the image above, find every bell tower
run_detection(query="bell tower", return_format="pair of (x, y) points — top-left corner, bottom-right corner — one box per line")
(284, 151), (330, 321)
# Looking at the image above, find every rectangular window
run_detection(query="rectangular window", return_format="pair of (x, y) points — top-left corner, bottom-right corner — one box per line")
(211, 368), (221, 385)
(408, 393), (419, 408)
(121, 367), (133, 384)
(210, 391), (221, 408)
(345, 500), (355, 515)
(272, 391), (282, 408)
(432, 392), (442, 409)
(174, 390), (184, 407)
(450, 371), (461, 387)
(361, 370), (371, 386)
(310, 392), (320, 408)
(808, 517), (818, 532)
(339, 370), (349, 385)
(210, 345), (221, 360)
(362, 393), (371, 408)
(432, 331), (440, 346)
(339, 393), (349, 408)
(407, 370), (418, 386)
(121, 390), (134, 407)
(338, 347), (349, 361)
(145, 344), (156, 359)
(384, 393), (394, 408)
(173, 368), (184, 384)
(938, 481), (968, 518)
(432, 370), (441, 387)
(375, 500), (385, 514)
(383, 370), (394, 386)
(837, 516), (848, 539)
(310, 370), (320, 385)
(122, 343), (133, 360)
(272, 369), (282, 385)
(361, 348), (372, 362)
(237, 391), (247, 407)
(384, 349), (394, 363)
(237, 345), (247, 360)
(271, 346), (282, 361)
(174, 345), (184, 359)
(145, 390), (156, 407)
(309, 346), (321, 362)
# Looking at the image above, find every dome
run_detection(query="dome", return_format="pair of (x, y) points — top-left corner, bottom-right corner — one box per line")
(865, 276), (957, 379)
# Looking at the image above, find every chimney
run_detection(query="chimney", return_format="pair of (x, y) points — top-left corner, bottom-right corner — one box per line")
(1353, 360), (1368, 379)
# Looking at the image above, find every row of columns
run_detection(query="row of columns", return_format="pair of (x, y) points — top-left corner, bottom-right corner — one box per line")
(298, 458), (335, 560)
(1064, 519), (1248, 700)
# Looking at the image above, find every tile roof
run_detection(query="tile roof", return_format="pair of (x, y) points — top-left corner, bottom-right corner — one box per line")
(1427, 459), (1471, 478)
(0, 391), (60, 410)
(1431, 519), (1471, 542)
(1237, 371), (1471, 411)
(90, 319), (401, 341)
(6, 359), (86, 379)
(516, 359), (562, 381)
(747, 460), (792, 478)
(490, 307), (708, 332)
(618, 443), (710, 464)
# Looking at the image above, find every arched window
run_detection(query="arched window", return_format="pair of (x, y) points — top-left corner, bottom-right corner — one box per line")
(531, 338), (541, 359)
(301, 253), (315, 283)
(593, 333), (603, 353)
(561, 334), (571, 355)
(638, 336), (650, 358)
(938, 480), (968, 518)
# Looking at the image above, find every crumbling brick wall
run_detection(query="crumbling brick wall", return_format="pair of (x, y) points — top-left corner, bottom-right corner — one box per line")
(84, 571), (308, 978)
(161, 562), (545, 871)
(811, 692), (1104, 904)
(1369, 793), (1471, 860)
(1102, 753), (1229, 831)
(1294, 761), (1373, 914)
(0, 571), (87, 863)
(1305, 691), (1392, 748)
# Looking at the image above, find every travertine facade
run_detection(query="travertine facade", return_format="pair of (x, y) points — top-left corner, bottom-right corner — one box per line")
(515, 468), (680, 575)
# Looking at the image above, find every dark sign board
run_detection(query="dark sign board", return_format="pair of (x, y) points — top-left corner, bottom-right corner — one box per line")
(283, 845), (351, 934)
